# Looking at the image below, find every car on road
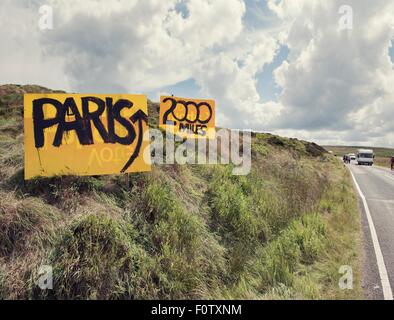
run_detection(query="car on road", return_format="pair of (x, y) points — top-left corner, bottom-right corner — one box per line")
(357, 149), (374, 166)
(348, 153), (356, 161)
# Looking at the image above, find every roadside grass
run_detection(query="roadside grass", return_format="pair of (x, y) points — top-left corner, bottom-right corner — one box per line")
(374, 157), (391, 169)
(0, 193), (60, 257)
(136, 176), (227, 299)
(313, 164), (363, 299)
(220, 159), (362, 299)
(34, 214), (158, 300)
(0, 191), (61, 298)
(0, 85), (363, 299)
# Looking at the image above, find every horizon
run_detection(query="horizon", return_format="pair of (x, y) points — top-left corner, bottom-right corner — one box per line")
(2, 81), (394, 149)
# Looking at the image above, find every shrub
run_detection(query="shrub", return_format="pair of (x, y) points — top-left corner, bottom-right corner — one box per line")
(254, 231), (302, 288)
(11, 175), (108, 212)
(209, 177), (256, 243)
(206, 167), (270, 278)
(45, 214), (157, 299)
(290, 214), (326, 264)
(0, 195), (59, 257)
(139, 181), (226, 298)
(250, 213), (326, 291)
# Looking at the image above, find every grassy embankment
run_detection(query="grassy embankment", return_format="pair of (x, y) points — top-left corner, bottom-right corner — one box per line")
(326, 145), (393, 169)
(0, 85), (362, 299)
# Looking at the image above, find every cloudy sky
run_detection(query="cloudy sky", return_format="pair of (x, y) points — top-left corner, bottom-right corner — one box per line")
(1, 0), (393, 147)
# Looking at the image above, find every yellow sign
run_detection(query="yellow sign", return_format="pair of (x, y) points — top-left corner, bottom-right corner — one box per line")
(159, 96), (215, 139)
(24, 94), (150, 179)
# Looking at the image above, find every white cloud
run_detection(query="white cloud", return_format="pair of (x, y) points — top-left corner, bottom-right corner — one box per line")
(39, 0), (248, 93)
(194, 33), (279, 128)
(267, 0), (394, 146)
(166, 0), (245, 48)
(30, 0), (279, 130)
(0, 0), (393, 147)
(267, 0), (313, 20)
(0, 1), (70, 90)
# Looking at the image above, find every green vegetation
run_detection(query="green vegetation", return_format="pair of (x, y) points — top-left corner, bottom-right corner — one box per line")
(0, 85), (362, 299)
(43, 214), (156, 299)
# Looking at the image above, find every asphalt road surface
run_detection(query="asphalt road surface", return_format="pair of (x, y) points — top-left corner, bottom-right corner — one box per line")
(348, 162), (394, 300)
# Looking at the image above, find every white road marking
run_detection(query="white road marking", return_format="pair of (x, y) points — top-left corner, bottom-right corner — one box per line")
(349, 170), (393, 300)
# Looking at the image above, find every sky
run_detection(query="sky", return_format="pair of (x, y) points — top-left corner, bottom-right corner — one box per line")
(0, 0), (393, 147)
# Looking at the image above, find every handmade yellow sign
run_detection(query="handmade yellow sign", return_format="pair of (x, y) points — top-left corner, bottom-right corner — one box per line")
(159, 96), (215, 139)
(24, 94), (150, 179)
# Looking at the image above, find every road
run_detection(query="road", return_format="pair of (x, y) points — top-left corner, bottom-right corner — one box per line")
(348, 162), (394, 300)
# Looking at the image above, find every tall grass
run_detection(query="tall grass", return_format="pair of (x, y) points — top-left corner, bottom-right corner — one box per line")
(135, 179), (226, 299)
(0, 86), (362, 299)
(37, 214), (157, 299)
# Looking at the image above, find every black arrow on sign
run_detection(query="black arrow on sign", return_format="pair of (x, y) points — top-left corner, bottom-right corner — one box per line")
(120, 109), (148, 173)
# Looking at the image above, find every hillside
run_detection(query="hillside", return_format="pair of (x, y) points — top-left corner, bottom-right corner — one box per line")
(0, 85), (362, 299)
(325, 145), (394, 168)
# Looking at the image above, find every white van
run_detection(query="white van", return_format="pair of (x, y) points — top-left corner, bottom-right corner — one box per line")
(357, 149), (374, 166)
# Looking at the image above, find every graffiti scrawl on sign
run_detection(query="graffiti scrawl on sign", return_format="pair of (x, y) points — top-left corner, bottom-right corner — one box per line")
(159, 96), (215, 139)
(24, 94), (150, 179)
